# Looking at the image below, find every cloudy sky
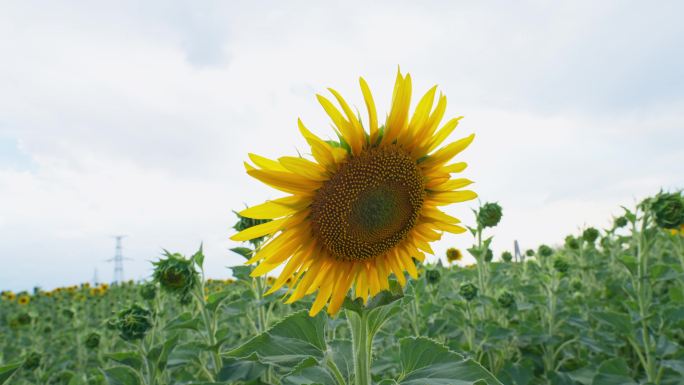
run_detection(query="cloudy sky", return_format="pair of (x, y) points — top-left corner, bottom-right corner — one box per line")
(1, 1), (682, 291)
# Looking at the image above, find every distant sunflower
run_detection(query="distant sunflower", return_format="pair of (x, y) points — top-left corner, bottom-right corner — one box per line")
(231, 71), (477, 316)
(446, 247), (463, 263)
(18, 295), (30, 305)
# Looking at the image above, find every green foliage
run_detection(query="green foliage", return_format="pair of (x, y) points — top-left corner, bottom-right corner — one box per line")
(1, 192), (683, 385)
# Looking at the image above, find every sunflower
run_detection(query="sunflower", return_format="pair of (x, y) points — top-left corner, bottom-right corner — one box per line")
(231, 71), (477, 316)
(18, 295), (30, 305)
(446, 247), (463, 263)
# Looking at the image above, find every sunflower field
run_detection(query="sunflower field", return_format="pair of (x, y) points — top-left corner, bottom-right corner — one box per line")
(2, 74), (684, 385)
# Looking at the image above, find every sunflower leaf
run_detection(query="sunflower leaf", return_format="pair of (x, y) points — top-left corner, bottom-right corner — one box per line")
(0, 362), (22, 385)
(227, 310), (327, 370)
(394, 337), (502, 385)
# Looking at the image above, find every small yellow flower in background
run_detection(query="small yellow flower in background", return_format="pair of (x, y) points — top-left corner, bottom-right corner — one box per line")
(446, 248), (463, 263)
(90, 287), (103, 297)
(2, 291), (17, 302)
(669, 224), (684, 236)
(231, 71), (477, 316)
(99, 283), (109, 291)
(18, 295), (30, 305)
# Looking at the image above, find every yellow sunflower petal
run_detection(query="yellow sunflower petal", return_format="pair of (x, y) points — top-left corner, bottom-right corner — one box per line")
(279, 156), (328, 181)
(359, 77), (378, 144)
(428, 190), (478, 205)
(239, 196), (311, 219)
(230, 218), (287, 242)
(247, 168), (321, 194)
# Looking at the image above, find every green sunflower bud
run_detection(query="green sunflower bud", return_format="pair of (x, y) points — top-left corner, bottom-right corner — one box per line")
(483, 248), (493, 262)
(582, 227), (600, 243)
(425, 269), (441, 285)
(497, 292), (515, 308)
(477, 202), (503, 228)
(62, 308), (74, 319)
(116, 305), (152, 341)
(153, 252), (199, 297)
(614, 216), (628, 228)
(571, 279), (583, 291)
(564, 235), (580, 250)
(600, 237), (611, 250)
(23, 352), (41, 370)
(648, 191), (684, 229)
(553, 258), (570, 274)
(501, 251), (513, 262)
(459, 283), (478, 301)
(139, 282), (157, 301)
(85, 332), (101, 349)
(538, 244), (553, 258)
(17, 312), (32, 326)
(525, 249), (535, 257)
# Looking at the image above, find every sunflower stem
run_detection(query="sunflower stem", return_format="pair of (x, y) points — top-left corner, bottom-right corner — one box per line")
(347, 309), (373, 385)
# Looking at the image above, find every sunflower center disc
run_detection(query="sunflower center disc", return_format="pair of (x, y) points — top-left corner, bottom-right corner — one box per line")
(310, 146), (425, 261)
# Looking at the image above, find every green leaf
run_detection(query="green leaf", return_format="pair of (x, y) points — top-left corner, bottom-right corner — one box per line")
(218, 358), (266, 382)
(230, 247), (253, 260)
(281, 357), (337, 385)
(104, 352), (143, 371)
(592, 311), (632, 335)
(591, 358), (637, 385)
(191, 243), (205, 267)
(148, 334), (179, 371)
(206, 290), (233, 313)
(165, 312), (202, 332)
(102, 366), (143, 385)
(227, 310), (327, 369)
(0, 362), (22, 385)
(395, 337), (502, 385)
(231, 265), (254, 281)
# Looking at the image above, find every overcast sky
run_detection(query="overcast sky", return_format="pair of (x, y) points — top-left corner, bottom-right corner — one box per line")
(1, 1), (682, 291)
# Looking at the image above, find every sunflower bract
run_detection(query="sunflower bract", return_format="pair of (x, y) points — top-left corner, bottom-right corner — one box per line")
(231, 71), (477, 316)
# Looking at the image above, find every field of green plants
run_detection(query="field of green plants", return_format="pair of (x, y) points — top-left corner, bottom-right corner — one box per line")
(2, 193), (684, 385)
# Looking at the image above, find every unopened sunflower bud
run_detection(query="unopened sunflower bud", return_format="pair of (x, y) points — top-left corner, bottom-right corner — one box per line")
(525, 249), (535, 257)
(425, 269), (441, 284)
(117, 305), (152, 341)
(85, 332), (101, 349)
(484, 248), (493, 262)
(17, 312), (32, 326)
(538, 245), (553, 258)
(553, 258), (570, 274)
(23, 352), (41, 370)
(477, 202), (503, 228)
(446, 248), (463, 263)
(140, 283), (157, 301)
(571, 279), (583, 291)
(497, 292), (515, 308)
(501, 251), (513, 262)
(649, 191), (684, 229)
(564, 235), (580, 250)
(459, 283), (478, 301)
(582, 227), (600, 243)
(153, 253), (199, 297)
(614, 216), (628, 228)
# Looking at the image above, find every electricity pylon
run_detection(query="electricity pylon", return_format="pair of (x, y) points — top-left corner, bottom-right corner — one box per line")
(106, 235), (131, 283)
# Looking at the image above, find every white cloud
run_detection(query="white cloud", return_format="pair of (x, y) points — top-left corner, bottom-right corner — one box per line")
(1, 0), (682, 290)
